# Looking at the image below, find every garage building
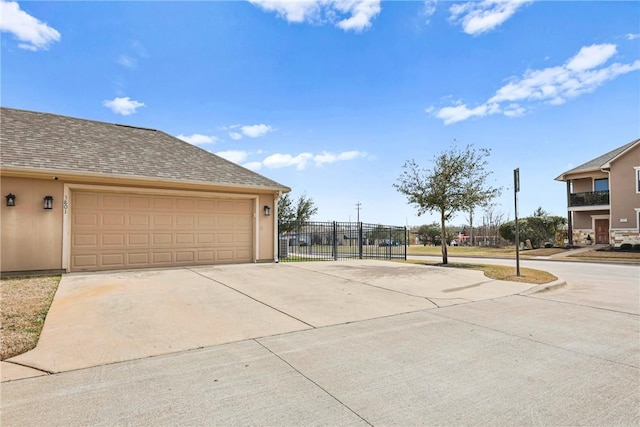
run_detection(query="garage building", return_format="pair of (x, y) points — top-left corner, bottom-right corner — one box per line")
(1, 107), (290, 274)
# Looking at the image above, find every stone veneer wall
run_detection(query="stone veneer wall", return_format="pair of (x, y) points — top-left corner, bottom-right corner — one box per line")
(572, 230), (595, 246)
(612, 230), (640, 247)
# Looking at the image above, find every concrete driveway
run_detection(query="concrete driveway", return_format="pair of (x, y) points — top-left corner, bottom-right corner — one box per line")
(3, 260), (545, 378)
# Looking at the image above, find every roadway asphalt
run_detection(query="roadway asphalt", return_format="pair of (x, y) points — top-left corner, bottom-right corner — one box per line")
(1, 259), (638, 426)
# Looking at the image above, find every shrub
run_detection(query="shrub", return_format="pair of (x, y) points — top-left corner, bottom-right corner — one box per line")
(544, 243), (553, 248)
(633, 244), (640, 251)
(620, 243), (633, 250)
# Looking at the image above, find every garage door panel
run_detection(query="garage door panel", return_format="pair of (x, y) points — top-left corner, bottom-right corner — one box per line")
(176, 233), (194, 245)
(128, 253), (149, 264)
(129, 196), (151, 209)
(73, 234), (97, 247)
(235, 249), (252, 261)
(101, 253), (125, 267)
(152, 252), (172, 264)
(75, 193), (99, 209)
(197, 251), (214, 262)
(153, 198), (173, 210)
(128, 234), (149, 245)
(154, 215), (172, 226)
(74, 213), (98, 226)
(71, 191), (254, 271)
(101, 234), (124, 245)
(128, 214), (150, 226)
(102, 214), (125, 226)
(176, 215), (194, 227)
(152, 234), (172, 245)
(72, 254), (97, 268)
(176, 251), (194, 262)
(103, 195), (126, 209)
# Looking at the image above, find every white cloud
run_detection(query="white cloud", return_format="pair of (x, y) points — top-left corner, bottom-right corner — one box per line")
(263, 153), (314, 170)
(102, 96), (145, 115)
(243, 161), (263, 171)
(176, 134), (218, 145)
(215, 150), (250, 164)
(0, 0), (61, 51)
(434, 103), (499, 125)
(449, 0), (532, 36)
(430, 43), (640, 124)
(565, 43), (616, 71)
(241, 124), (273, 138)
(422, 0), (437, 23)
(118, 55), (137, 69)
(248, 0), (381, 32)
(313, 150), (368, 166)
(226, 123), (274, 140)
(626, 33), (640, 41)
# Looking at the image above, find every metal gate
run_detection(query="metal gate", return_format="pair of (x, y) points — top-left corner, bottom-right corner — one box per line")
(278, 221), (407, 262)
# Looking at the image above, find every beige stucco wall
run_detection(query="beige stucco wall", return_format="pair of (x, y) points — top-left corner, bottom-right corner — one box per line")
(1, 176), (64, 272)
(572, 209), (608, 230)
(609, 144), (639, 230)
(2, 175), (280, 272)
(257, 193), (276, 261)
(571, 174), (608, 193)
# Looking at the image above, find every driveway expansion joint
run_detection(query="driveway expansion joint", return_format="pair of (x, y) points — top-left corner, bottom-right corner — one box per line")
(254, 339), (373, 427)
(185, 267), (317, 329)
(3, 360), (53, 375)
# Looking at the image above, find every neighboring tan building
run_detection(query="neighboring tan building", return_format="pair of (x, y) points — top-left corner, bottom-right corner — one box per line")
(1, 107), (290, 274)
(555, 138), (640, 247)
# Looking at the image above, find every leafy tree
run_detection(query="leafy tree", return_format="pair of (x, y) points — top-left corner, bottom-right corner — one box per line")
(416, 223), (440, 245)
(278, 193), (318, 233)
(394, 143), (501, 264)
(499, 207), (566, 248)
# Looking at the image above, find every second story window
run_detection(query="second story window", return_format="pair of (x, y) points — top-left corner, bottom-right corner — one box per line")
(594, 178), (608, 192)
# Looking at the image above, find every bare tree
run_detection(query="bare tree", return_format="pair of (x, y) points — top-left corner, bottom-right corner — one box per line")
(394, 143), (501, 264)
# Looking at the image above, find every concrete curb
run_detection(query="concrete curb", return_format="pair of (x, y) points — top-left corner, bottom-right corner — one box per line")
(519, 279), (567, 296)
(409, 253), (640, 266)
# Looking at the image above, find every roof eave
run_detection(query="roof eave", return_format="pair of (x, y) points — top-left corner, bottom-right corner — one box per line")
(600, 139), (640, 170)
(0, 166), (291, 193)
(554, 166), (602, 182)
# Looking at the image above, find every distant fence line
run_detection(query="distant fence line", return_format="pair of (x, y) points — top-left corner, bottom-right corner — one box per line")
(278, 221), (407, 262)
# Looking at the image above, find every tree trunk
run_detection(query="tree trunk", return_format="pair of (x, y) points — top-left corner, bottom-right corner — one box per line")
(441, 210), (448, 265)
(469, 208), (474, 247)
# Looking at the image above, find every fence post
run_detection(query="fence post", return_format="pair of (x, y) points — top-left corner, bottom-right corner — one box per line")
(404, 226), (407, 260)
(332, 221), (338, 261)
(358, 222), (363, 259)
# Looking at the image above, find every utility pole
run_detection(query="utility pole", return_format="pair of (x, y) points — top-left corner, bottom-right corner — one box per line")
(355, 202), (362, 224)
(514, 168), (521, 277)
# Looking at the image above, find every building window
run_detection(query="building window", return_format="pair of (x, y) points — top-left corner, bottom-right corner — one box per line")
(594, 178), (608, 192)
(636, 167), (640, 193)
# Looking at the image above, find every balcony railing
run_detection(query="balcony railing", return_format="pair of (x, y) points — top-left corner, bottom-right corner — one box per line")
(569, 190), (609, 207)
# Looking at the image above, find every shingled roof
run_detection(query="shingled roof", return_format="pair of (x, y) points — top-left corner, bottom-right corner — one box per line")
(0, 107), (289, 191)
(555, 138), (640, 181)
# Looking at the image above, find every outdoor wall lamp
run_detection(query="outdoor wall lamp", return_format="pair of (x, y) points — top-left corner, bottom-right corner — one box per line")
(5, 193), (16, 207)
(263, 205), (271, 216)
(43, 196), (53, 210)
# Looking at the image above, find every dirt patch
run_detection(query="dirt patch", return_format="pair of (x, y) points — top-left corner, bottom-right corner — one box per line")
(569, 250), (640, 262)
(405, 260), (557, 284)
(519, 248), (567, 257)
(1, 276), (60, 360)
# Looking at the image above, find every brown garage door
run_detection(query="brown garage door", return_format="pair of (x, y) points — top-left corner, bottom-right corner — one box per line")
(70, 191), (254, 271)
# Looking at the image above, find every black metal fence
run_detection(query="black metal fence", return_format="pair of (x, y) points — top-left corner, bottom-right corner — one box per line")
(278, 221), (407, 262)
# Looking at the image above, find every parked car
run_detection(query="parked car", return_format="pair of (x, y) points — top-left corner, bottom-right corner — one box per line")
(379, 240), (400, 247)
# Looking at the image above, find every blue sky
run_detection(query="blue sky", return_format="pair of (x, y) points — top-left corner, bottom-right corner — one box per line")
(2, 0), (639, 227)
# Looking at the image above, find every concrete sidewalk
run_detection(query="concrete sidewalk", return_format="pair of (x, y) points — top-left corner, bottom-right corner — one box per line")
(2, 260), (556, 381)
